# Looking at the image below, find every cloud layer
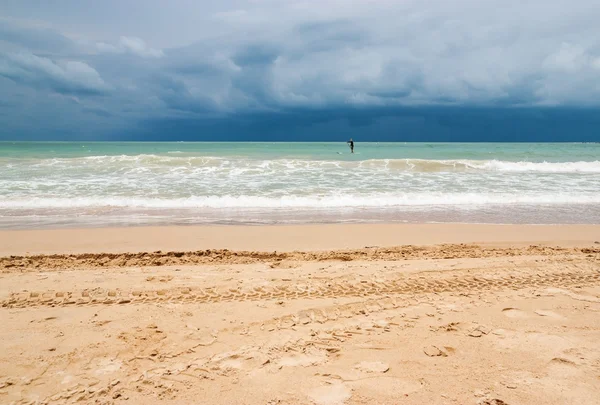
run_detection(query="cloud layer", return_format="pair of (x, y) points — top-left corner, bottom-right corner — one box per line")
(96, 37), (164, 58)
(1, 0), (600, 140)
(0, 52), (108, 95)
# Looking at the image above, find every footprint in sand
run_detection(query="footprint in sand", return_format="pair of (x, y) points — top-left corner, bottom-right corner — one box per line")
(278, 351), (327, 368)
(211, 350), (269, 372)
(308, 383), (351, 405)
(424, 346), (448, 357)
(349, 377), (423, 399)
(219, 358), (244, 370)
(94, 358), (122, 375)
(354, 361), (390, 373)
(547, 357), (582, 378)
(502, 308), (529, 318)
(534, 310), (564, 319)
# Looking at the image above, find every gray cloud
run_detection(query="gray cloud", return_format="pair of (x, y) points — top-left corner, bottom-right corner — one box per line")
(96, 36), (164, 58)
(0, 52), (109, 95)
(1, 0), (600, 140)
(0, 18), (75, 54)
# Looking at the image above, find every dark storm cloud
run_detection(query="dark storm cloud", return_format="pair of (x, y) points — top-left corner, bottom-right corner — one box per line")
(130, 107), (600, 142)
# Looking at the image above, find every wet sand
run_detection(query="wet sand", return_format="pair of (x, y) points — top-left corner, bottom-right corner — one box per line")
(0, 223), (598, 255)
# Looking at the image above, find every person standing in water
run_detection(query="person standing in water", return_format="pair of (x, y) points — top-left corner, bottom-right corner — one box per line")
(347, 138), (354, 153)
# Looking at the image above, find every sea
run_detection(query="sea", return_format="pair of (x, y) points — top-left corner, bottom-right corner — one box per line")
(1, 142), (599, 229)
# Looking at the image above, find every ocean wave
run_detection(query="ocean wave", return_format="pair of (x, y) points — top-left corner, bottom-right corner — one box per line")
(360, 159), (600, 172)
(9, 155), (600, 173)
(2, 193), (600, 209)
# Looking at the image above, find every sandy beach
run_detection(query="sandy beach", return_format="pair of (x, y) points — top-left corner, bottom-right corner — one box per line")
(1, 224), (599, 405)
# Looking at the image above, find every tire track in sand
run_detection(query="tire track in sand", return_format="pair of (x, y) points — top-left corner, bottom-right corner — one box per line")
(3, 265), (599, 309)
(2, 244), (598, 271)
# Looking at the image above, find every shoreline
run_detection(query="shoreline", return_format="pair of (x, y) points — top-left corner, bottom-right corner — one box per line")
(1, 223), (598, 256)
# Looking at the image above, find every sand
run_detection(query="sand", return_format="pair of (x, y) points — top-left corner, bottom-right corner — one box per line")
(0, 223), (599, 405)
(1, 223), (599, 255)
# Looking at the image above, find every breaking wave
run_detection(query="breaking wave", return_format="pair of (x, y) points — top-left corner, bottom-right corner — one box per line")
(11, 155), (600, 173)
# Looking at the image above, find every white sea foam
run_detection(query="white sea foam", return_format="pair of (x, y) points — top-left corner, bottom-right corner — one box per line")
(9, 155), (600, 173)
(453, 159), (600, 173)
(2, 192), (599, 209)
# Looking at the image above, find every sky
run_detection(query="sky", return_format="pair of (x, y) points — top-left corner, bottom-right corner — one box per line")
(1, 0), (600, 141)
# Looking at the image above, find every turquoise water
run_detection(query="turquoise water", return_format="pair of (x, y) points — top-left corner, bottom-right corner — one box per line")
(1, 142), (599, 228)
(1, 141), (599, 162)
